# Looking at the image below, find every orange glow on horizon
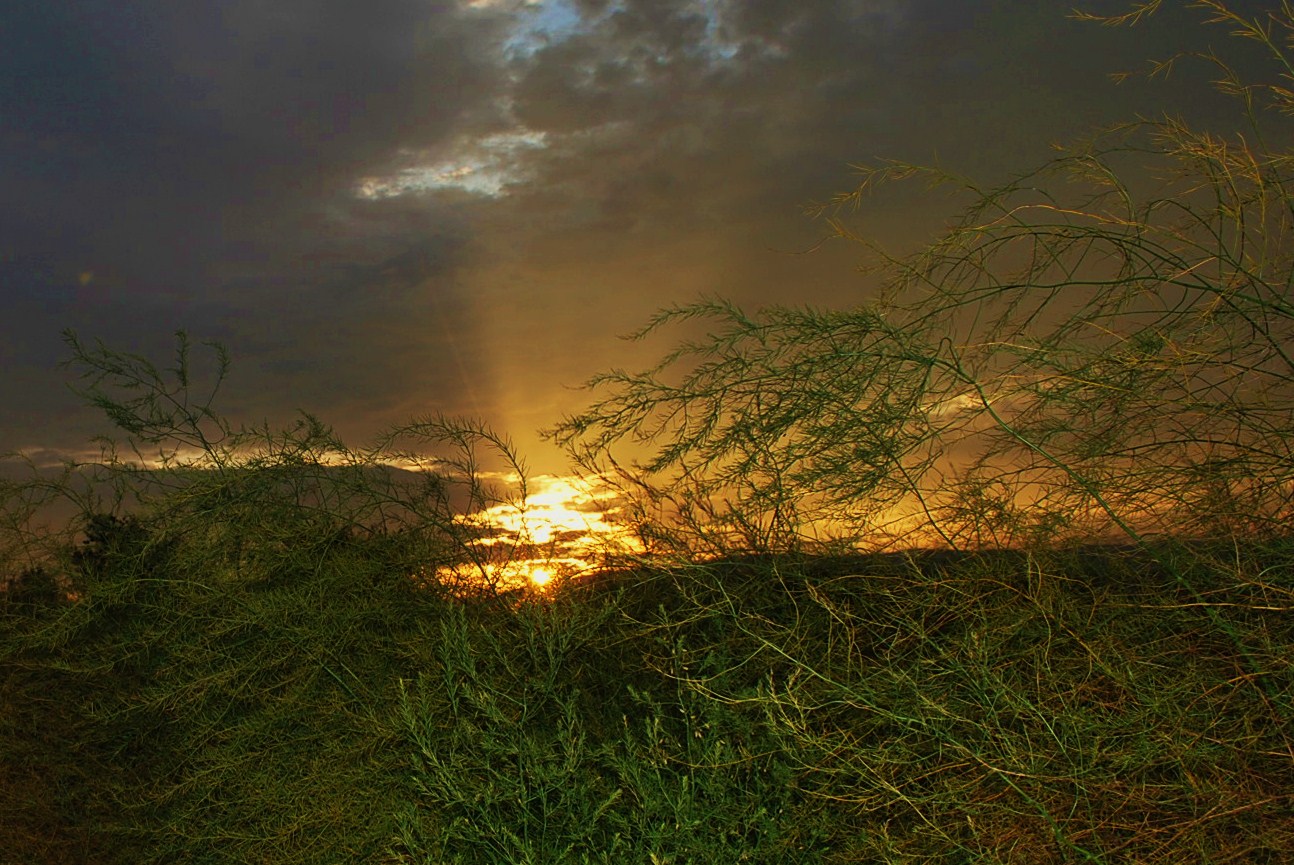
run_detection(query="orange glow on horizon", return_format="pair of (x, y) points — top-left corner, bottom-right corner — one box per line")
(437, 473), (645, 592)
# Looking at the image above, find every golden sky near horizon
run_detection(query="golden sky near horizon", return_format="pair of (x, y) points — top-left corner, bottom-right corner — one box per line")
(446, 472), (645, 589)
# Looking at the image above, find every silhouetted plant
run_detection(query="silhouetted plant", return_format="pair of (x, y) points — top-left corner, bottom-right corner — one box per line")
(0, 331), (536, 863)
(1, 566), (63, 609)
(551, 1), (1294, 556)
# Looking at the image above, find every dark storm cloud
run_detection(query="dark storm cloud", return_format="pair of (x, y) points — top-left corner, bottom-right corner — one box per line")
(501, 0), (1122, 249)
(453, 0), (1281, 462)
(505, 0), (1238, 228)
(1, 0), (509, 449)
(3, 0), (495, 270)
(2, 0), (1280, 470)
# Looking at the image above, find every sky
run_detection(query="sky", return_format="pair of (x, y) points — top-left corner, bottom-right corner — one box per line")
(1, 0), (1276, 474)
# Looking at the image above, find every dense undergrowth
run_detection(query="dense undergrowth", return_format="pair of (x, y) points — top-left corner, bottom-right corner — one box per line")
(4, 523), (1292, 863)
(5, 2), (1294, 862)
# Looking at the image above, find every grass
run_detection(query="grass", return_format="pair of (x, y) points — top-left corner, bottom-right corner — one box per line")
(9, 531), (1290, 863)
(5, 2), (1294, 862)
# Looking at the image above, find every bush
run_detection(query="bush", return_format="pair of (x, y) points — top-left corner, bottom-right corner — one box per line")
(550, 2), (1294, 557)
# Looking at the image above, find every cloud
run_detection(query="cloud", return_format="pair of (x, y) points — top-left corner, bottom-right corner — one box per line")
(1, 0), (1266, 470)
(5, 0), (512, 267)
(355, 129), (550, 198)
(0, 0), (515, 440)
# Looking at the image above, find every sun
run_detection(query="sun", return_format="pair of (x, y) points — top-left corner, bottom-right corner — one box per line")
(428, 473), (645, 594)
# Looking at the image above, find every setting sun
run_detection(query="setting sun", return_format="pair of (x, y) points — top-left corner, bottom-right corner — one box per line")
(436, 473), (645, 592)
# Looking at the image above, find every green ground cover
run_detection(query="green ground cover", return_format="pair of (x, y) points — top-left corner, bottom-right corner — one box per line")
(4, 526), (1292, 863)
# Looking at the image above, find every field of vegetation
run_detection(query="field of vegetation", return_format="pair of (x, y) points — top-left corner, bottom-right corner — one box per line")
(4, 3), (1293, 862)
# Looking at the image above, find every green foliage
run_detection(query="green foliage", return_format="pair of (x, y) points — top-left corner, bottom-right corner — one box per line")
(553, 301), (949, 554)
(2, 491), (436, 864)
(385, 596), (809, 865)
(1, 328), (539, 863)
(628, 545), (1294, 862)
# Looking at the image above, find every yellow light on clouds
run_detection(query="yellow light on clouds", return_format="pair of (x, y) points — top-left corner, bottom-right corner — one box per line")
(444, 473), (644, 592)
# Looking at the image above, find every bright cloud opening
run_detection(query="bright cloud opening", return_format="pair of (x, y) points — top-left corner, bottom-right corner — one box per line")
(435, 473), (644, 592)
(354, 129), (548, 199)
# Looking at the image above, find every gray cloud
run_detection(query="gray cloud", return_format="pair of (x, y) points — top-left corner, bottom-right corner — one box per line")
(2, 0), (1276, 468)
(1, 0), (511, 445)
